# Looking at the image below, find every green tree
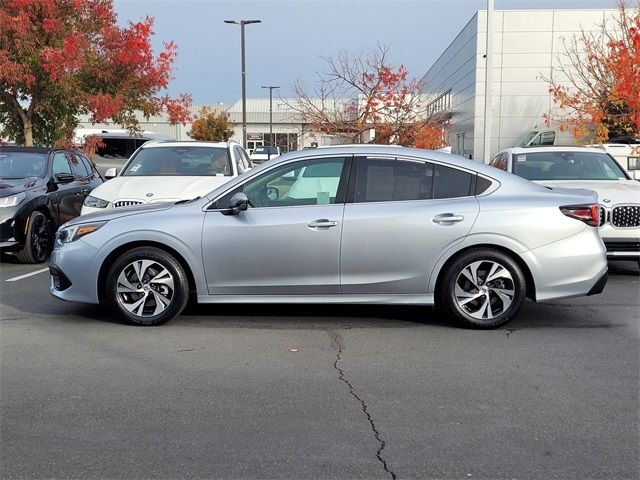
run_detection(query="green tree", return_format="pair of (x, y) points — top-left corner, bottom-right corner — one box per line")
(187, 107), (235, 142)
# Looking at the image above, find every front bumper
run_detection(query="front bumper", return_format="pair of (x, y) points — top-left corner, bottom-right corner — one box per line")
(0, 206), (24, 250)
(603, 239), (640, 260)
(49, 239), (102, 304)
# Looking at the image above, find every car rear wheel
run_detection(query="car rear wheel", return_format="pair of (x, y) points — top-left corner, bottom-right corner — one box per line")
(439, 249), (526, 329)
(105, 247), (189, 326)
(16, 211), (51, 264)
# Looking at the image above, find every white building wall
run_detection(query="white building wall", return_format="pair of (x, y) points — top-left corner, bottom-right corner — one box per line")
(422, 8), (619, 162)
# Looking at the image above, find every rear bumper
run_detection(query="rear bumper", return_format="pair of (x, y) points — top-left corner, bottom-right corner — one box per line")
(587, 269), (608, 296)
(522, 227), (608, 302)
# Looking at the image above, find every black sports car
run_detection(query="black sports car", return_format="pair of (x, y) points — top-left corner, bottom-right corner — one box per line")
(0, 147), (103, 263)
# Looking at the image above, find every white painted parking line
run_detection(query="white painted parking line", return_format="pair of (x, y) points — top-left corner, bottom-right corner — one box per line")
(6, 268), (49, 282)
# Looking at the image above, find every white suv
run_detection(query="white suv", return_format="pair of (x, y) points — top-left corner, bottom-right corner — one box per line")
(81, 141), (252, 215)
(490, 146), (640, 265)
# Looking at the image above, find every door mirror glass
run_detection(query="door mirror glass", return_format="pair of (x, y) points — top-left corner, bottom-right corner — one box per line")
(104, 167), (117, 179)
(223, 192), (249, 216)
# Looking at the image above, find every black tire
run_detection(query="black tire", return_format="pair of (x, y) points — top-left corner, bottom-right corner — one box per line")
(16, 211), (52, 264)
(105, 247), (189, 326)
(438, 248), (526, 329)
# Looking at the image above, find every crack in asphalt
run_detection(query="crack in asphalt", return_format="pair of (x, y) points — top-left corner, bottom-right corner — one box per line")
(327, 330), (397, 480)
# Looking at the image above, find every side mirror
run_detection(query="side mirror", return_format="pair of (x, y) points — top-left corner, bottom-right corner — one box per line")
(54, 172), (75, 184)
(104, 167), (117, 179)
(223, 192), (248, 216)
(266, 186), (279, 201)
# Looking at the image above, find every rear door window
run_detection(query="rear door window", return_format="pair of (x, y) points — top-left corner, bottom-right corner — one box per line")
(354, 158), (434, 203)
(433, 164), (473, 199)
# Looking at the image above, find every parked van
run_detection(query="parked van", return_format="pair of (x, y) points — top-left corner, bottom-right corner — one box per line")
(74, 128), (174, 177)
(517, 128), (574, 148)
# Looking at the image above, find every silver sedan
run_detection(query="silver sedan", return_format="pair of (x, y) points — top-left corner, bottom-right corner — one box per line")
(49, 146), (608, 328)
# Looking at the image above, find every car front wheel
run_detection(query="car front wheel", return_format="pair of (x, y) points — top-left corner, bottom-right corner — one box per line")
(105, 247), (189, 326)
(439, 249), (526, 329)
(16, 211), (52, 264)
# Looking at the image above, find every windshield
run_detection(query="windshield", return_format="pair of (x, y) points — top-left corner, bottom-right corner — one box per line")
(0, 152), (48, 179)
(253, 147), (278, 155)
(513, 151), (629, 181)
(121, 146), (232, 176)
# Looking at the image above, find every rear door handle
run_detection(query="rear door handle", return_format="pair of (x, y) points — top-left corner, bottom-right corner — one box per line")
(432, 213), (464, 224)
(308, 219), (339, 229)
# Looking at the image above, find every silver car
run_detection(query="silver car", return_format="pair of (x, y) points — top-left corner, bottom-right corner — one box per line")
(49, 146), (608, 329)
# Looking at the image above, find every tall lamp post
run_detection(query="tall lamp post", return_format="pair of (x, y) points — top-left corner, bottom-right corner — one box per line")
(224, 19), (261, 149)
(261, 85), (280, 151)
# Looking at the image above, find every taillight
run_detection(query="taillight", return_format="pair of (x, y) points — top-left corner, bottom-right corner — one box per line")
(560, 204), (599, 227)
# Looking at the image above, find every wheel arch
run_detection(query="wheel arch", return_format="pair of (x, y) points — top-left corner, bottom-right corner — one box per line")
(433, 243), (537, 302)
(97, 241), (198, 304)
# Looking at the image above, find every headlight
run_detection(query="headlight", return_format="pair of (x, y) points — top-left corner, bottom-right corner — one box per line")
(0, 192), (26, 208)
(83, 195), (109, 208)
(57, 221), (107, 243)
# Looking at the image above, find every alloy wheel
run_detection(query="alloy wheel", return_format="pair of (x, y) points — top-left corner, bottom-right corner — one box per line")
(454, 260), (515, 320)
(30, 215), (50, 263)
(116, 259), (175, 318)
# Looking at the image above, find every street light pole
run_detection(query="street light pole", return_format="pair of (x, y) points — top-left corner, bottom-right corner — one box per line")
(224, 19), (261, 149)
(261, 85), (280, 149)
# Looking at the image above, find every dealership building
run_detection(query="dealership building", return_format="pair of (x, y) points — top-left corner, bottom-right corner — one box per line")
(420, 8), (619, 162)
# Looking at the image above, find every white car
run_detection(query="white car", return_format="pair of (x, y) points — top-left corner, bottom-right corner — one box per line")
(490, 146), (640, 265)
(82, 141), (252, 215)
(249, 146), (281, 164)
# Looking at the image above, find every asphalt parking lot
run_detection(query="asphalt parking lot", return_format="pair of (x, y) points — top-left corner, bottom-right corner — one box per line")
(1, 259), (638, 480)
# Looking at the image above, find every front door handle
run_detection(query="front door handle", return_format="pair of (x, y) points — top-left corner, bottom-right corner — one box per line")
(432, 213), (464, 224)
(308, 219), (339, 229)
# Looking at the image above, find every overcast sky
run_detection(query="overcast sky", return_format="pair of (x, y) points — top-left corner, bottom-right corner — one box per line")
(113, 0), (616, 105)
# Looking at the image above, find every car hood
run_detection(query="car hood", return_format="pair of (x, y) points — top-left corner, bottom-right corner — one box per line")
(535, 180), (640, 205)
(65, 202), (175, 227)
(91, 175), (234, 202)
(0, 177), (44, 196)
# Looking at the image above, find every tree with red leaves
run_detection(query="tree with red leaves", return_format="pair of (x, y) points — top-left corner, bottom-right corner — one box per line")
(0, 0), (192, 146)
(608, 3), (640, 134)
(289, 44), (443, 146)
(546, 2), (639, 143)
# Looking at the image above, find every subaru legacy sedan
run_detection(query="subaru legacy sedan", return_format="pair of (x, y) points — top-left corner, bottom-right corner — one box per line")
(49, 146), (607, 329)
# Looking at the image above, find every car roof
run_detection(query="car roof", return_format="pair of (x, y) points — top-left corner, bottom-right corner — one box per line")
(0, 146), (54, 154)
(504, 146), (608, 155)
(254, 144), (535, 180)
(140, 141), (235, 149)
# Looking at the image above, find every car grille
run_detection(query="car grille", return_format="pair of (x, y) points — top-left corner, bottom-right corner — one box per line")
(604, 241), (640, 253)
(611, 205), (640, 228)
(114, 200), (144, 208)
(597, 205), (607, 227)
